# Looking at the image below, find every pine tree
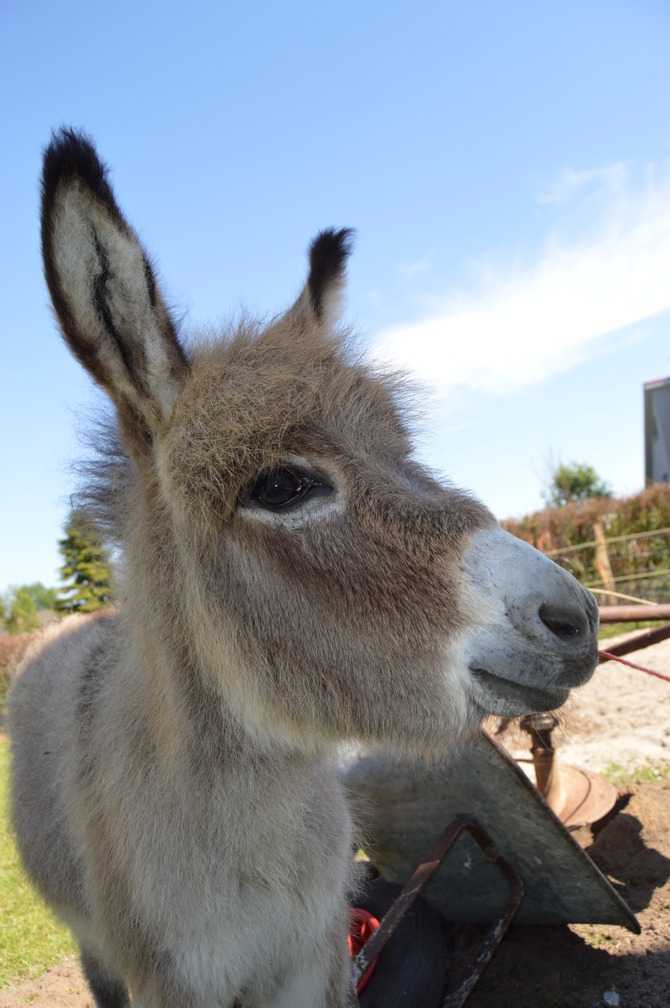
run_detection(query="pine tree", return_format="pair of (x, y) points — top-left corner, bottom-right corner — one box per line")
(57, 513), (113, 613)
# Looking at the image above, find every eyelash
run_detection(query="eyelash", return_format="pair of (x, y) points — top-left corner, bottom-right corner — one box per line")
(246, 467), (331, 510)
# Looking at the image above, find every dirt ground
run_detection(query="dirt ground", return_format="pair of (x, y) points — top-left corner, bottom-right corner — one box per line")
(1, 631), (669, 1008)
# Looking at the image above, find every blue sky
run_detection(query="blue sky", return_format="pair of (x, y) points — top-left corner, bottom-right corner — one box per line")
(2, 0), (670, 593)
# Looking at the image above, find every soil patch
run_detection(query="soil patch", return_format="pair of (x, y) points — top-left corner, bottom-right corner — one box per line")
(459, 780), (670, 1008)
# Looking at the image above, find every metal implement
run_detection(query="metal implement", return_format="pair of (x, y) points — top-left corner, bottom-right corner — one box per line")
(352, 818), (524, 1008)
(518, 712), (618, 829)
(344, 728), (638, 930)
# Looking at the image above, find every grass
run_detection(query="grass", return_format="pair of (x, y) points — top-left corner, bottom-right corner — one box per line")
(598, 620), (660, 641)
(602, 757), (670, 785)
(0, 735), (76, 988)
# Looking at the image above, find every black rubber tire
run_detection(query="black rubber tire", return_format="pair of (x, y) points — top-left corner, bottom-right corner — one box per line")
(354, 878), (447, 1008)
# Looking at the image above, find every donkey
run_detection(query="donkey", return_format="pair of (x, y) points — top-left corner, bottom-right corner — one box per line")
(10, 129), (599, 1008)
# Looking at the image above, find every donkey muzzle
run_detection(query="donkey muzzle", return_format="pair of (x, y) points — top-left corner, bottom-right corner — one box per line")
(460, 527), (599, 717)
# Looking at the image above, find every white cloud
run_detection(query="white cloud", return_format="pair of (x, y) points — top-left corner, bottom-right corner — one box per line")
(372, 160), (670, 400)
(536, 161), (630, 204)
(394, 254), (433, 277)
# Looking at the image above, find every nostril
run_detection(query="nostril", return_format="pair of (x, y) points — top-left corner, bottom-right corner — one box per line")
(539, 603), (583, 642)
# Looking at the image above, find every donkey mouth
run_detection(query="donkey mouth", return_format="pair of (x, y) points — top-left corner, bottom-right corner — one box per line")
(469, 667), (570, 718)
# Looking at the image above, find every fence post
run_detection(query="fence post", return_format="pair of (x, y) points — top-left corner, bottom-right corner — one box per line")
(593, 520), (616, 606)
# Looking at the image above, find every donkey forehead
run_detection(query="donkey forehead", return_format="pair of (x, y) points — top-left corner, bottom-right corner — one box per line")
(166, 336), (413, 470)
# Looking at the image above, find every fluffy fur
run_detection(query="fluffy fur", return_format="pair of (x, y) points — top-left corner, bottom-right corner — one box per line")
(10, 129), (599, 1008)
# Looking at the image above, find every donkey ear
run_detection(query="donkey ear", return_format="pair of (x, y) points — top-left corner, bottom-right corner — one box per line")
(293, 228), (355, 329)
(41, 128), (189, 456)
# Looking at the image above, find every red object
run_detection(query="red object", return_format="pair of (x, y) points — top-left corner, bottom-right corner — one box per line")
(599, 650), (670, 683)
(348, 907), (380, 995)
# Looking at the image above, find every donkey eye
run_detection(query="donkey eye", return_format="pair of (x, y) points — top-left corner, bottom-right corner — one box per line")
(248, 468), (329, 510)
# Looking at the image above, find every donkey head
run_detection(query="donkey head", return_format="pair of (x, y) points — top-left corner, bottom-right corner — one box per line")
(41, 129), (599, 755)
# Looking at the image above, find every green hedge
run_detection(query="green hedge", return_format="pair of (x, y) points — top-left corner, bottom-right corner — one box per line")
(502, 484), (670, 599)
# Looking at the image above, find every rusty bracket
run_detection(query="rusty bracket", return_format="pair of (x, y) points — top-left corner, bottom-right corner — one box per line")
(352, 817), (525, 1007)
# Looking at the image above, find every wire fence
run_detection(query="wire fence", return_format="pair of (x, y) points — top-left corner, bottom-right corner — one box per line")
(546, 526), (670, 605)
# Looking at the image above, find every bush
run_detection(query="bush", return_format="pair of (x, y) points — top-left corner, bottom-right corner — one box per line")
(0, 634), (34, 725)
(502, 484), (670, 599)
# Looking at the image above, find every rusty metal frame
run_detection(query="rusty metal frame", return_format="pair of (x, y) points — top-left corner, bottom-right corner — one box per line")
(352, 817), (525, 1007)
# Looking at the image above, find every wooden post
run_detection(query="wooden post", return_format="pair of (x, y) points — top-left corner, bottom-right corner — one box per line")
(593, 520), (616, 607)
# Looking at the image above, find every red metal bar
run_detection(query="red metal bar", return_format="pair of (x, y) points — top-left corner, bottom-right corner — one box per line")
(598, 622), (670, 657)
(598, 604), (670, 622)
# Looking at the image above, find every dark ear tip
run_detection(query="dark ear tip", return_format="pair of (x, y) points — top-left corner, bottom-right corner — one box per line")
(41, 127), (113, 210)
(309, 227), (356, 271)
(307, 228), (356, 319)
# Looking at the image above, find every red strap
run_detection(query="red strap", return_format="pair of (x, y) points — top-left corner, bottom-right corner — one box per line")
(599, 650), (670, 683)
